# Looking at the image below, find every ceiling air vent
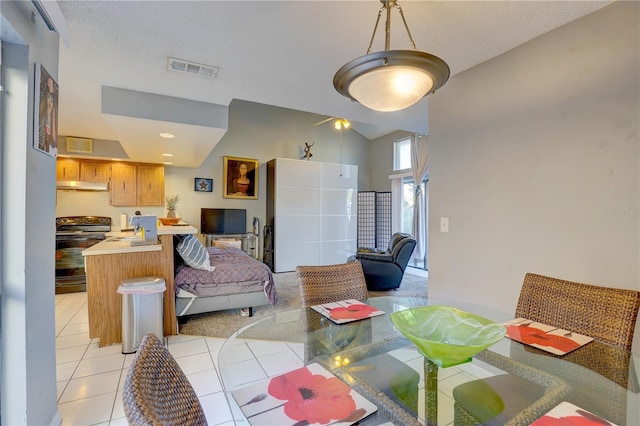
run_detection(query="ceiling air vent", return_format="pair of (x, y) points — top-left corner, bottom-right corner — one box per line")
(66, 137), (93, 154)
(168, 57), (219, 79)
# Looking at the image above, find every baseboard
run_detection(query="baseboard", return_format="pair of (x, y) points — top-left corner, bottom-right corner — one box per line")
(405, 266), (428, 278)
(49, 410), (62, 425)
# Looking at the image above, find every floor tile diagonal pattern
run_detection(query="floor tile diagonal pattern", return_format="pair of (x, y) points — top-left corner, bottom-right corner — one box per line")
(54, 268), (485, 426)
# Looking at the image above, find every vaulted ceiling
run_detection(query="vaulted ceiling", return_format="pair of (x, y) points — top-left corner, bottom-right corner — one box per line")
(56, 1), (612, 167)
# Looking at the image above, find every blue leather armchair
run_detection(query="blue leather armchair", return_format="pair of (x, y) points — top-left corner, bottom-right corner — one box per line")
(355, 233), (417, 290)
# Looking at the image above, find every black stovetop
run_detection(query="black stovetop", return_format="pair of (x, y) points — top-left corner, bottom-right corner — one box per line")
(56, 216), (112, 233)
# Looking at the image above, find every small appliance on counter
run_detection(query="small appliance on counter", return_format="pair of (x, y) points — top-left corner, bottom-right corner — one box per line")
(129, 215), (158, 245)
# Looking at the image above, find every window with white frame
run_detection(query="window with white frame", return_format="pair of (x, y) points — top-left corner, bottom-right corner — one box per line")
(393, 137), (411, 171)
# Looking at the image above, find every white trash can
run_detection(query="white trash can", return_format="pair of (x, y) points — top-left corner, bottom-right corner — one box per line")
(117, 277), (166, 354)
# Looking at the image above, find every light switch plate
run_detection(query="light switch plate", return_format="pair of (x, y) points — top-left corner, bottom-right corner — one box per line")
(440, 217), (449, 233)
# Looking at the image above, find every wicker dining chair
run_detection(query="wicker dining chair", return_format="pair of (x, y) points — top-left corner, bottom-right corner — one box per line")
(123, 333), (208, 426)
(453, 273), (640, 425)
(296, 261), (369, 307)
(515, 273), (640, 351)
(296, 262), (370, 363)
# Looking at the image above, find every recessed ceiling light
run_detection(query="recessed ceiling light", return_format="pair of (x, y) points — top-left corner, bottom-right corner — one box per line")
(162, 153), (174, 157)
(160, 132), (175, 139)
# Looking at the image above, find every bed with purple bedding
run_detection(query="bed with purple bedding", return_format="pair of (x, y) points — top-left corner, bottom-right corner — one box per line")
(174, 246), (277, 317)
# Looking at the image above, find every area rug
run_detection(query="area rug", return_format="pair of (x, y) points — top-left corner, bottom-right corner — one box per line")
(178, 271), (427, 339)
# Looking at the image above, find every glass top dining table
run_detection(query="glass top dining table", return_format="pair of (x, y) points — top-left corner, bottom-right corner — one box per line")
(217, 296), (640, 425)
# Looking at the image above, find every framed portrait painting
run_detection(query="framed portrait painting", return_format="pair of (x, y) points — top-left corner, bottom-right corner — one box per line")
(194, 178), (213, 192)
(223, 156), (258, 199)
(34, 63), (59, 157)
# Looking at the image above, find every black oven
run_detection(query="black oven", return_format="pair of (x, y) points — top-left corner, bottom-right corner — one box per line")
(55, 216), (111, 294)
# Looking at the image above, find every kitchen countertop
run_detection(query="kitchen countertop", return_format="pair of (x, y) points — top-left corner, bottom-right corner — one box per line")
(84, 224), (198, 256)
(158, 224), (198, 235)
(107, 224), (198, 236)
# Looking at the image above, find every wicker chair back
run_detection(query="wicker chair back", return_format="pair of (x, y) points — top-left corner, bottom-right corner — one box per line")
(123, 333), (208, 426)
(516, 273), (640, 351)
(296, 261), (368, 307)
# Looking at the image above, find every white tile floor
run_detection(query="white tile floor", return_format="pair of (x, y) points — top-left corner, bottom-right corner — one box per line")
(55, 292), (235, 425)
(56, 267), (490, 426)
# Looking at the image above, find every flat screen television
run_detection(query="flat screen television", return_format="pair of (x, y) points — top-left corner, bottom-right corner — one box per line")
(201, 208), (247, 235)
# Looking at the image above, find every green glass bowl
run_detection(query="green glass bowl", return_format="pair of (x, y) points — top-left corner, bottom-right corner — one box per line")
(390, 305), (506, 368)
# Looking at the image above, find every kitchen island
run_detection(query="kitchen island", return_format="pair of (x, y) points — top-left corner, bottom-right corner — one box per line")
(83, 225), (198, 347)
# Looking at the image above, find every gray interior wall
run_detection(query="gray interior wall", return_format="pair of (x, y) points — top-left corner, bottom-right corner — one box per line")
(1, 1), (60, 424)
(166, 100), (371, 257)
(368, 130), (413, 192)
(427, 2), (640, 348)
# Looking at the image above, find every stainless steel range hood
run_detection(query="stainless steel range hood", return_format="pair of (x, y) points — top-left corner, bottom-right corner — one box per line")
(56, 181), (109, 191)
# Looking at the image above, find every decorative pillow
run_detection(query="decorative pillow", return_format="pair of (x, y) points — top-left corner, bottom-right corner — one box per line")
(176, 234), (215, 272)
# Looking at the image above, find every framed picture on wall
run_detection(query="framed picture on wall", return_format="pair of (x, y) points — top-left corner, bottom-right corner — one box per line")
(223, 156), (258, 199)
(33, 63), (59, 157)
(194, 178), (213, 192)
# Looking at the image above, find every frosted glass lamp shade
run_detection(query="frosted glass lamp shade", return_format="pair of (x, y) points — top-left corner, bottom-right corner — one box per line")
(334, 50), (450, 112)
(348, 66), (434, 111)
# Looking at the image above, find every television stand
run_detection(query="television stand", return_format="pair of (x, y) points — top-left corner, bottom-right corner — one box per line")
(204, 233), (258, 259)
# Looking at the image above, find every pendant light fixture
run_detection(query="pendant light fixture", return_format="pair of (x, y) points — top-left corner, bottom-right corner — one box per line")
(333, 0), (450, 112)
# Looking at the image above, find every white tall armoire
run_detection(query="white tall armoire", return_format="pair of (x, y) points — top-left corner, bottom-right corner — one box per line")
(266, 158), (358, 272)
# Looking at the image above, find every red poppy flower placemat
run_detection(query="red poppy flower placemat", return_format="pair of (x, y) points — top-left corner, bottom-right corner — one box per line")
(231, 362), (378, 425)
(503, 318), (594, 356)
(311, 299), (385, 324)
(531, 401), (617, 425)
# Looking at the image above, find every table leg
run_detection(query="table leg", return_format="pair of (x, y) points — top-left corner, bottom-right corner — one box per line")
(425, 358), (439, 426)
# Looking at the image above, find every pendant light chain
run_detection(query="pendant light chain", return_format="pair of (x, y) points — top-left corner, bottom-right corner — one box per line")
(366, 0), (418, 54)
(384, 1), (391, 50)
(339, 127), (342, 173)
(397, 4), (418, 50)
(366, 8), (384, 55)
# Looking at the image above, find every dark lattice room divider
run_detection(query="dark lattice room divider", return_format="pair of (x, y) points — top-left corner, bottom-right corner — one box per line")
(357, 192), (376, 248)
(357, 191), (391, 250)
(376, 192), (392, 249)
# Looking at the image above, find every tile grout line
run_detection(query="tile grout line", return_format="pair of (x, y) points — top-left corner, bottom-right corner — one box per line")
(56, 301), (92, 404)
(108, 351), (128, 422)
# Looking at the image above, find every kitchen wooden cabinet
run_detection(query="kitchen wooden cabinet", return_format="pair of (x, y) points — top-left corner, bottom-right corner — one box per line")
(56, 158), (80, 180)
(136, 164), (164, 206)
(109, 162), (165, 206)
(110, 162), (137, 206)
(57, 158), (109, 182)
(80, 160), (110, 182)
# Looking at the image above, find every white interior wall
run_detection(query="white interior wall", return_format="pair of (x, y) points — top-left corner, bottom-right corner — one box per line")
(427, 2), (640, 348)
